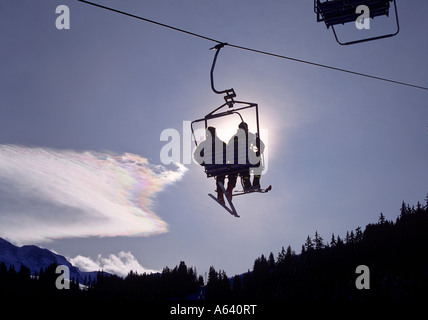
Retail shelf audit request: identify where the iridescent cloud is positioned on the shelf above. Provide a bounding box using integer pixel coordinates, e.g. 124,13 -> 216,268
0,145 -> 186,244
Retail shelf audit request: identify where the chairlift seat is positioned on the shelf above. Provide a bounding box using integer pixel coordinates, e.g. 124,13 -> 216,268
204,162 -> 259,178
204,152 -> 261,178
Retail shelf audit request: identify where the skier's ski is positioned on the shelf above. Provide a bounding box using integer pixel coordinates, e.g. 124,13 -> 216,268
208,182 -> 239,218
233,184 -> 272,197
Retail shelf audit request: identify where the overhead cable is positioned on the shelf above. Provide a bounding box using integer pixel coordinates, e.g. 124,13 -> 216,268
78,0 -> 428,92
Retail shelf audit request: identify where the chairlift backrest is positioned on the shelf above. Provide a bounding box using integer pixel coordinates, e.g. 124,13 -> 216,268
314,0 -> 399,45
316,0 -> 393,28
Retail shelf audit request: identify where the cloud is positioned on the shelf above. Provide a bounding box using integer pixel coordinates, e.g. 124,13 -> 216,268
0,145 -> 187,244
70,252 -> 159,277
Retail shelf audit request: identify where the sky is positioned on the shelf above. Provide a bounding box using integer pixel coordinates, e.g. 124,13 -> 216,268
0,0 -> 427,277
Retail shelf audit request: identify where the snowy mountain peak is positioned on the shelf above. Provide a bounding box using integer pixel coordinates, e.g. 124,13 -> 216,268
0,237 -> 98,283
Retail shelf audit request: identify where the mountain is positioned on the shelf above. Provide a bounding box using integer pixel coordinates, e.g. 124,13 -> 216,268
1,197 -> 427,301
0,237 -> 97,284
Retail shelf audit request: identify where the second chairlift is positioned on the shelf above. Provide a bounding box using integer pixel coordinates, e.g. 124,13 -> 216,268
314,0 -> 400,45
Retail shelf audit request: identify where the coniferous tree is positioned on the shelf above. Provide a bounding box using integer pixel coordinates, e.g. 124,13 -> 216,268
277,246 -> 286,265
206,266 -> 219,299
355,226 -> 363,243
336,235 -> 344,247
198,275 -> 204,286
268,252 -> 275,269
304,235 -> 314,252
425,193 -> 428,209
415,201 -> 424,215
345,231 -> 351,244
314,231 -> 324,250
349,230 -> 355,245
285,245 -> 295,260
379,212 -> 386,224
400,201 -> 407,218
330,233 -> 337,247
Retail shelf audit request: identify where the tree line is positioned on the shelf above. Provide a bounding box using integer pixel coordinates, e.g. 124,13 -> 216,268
205,197 -> 428,300
1,196 -> 427,300
0,259 -> 201,300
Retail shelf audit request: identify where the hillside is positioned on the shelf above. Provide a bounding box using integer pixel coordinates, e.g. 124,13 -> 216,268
206,198 -> 428,300
1,196 -> 427,301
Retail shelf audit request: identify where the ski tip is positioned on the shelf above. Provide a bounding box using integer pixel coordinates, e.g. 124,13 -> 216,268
208,193 -> 239,218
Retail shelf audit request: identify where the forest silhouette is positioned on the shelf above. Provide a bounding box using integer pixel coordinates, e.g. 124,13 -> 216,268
1,195 -> 427,301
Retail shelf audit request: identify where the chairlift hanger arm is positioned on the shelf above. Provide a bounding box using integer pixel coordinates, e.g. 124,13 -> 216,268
190,101 -> 256,127
206,101 -> 257,118
210,43 -> 236,105
210,43 -> 227,95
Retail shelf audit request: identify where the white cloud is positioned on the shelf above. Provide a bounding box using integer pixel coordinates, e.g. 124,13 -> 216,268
70,251 -> 159,277
0,145 -> 187,244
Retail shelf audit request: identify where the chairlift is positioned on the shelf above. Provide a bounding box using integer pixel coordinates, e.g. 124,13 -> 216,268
314,0 -> 400,45
191,43 -> 271,217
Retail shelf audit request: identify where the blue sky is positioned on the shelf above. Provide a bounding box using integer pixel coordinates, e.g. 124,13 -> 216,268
1,0 -> 427,276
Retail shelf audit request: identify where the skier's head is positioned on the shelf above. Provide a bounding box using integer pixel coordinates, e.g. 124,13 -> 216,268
238,122 -> 248,132
206,126 -> 216,138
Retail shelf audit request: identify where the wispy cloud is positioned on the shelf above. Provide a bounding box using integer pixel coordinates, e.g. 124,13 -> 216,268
70,251 -> 158,277
0,145 -> 187,244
